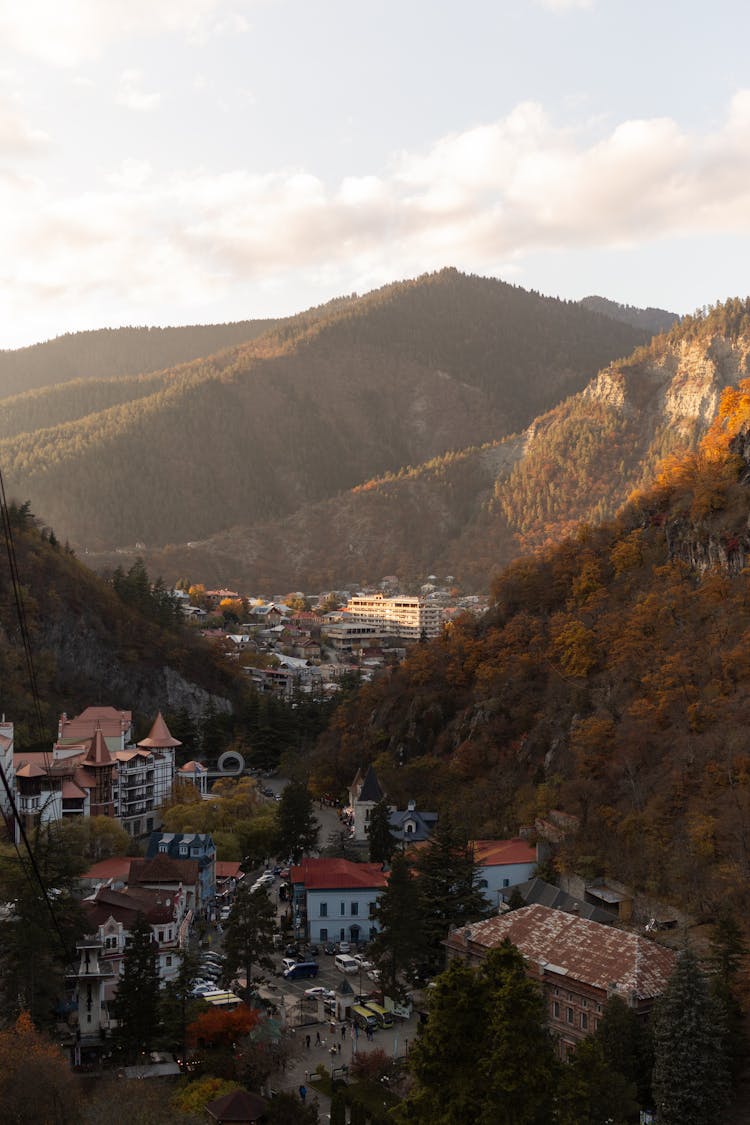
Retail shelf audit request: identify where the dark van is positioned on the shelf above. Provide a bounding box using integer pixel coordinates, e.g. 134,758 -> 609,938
283,961 -> 319,980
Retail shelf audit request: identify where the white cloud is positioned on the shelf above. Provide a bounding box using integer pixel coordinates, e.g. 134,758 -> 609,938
116,70 -> 161,112
0,0 -> 243,66
3,92 -> 750,342
0,95 -> 48,156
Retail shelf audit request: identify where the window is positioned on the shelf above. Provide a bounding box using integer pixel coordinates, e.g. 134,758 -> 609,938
582,998 -> 588,1008
553,1001 -> 560,1018
340,902 -> 345,916
340,928 -> 345,940
351,903 -> 358,916
567,1008 -> 574,1024
478,879 -> 488,889
320,903 -> 328,918
166,956 -> 172,967
580,1012 -> 588,1030
320,928 -> 328,941
502,878 -> 510,887
159,843 -> 167,853
158,931 -> 164,943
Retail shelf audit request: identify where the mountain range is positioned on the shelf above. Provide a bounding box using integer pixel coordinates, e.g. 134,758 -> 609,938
1,269 -> 675,593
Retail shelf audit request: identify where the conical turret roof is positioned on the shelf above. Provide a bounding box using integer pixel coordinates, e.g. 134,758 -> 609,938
137,712 -> 182,749
82,725 -> 114,767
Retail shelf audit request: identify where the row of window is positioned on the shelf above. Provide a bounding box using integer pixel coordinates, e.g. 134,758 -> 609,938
319,901 -> 374,918
319,926 -> 378,942
551,1001 -> 598,1032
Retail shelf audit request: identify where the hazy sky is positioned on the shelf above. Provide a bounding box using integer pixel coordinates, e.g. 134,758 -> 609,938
1,0 -> 749,348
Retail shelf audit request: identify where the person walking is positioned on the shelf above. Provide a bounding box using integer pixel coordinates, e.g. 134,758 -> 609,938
305,1033 -> 311,1049
316,1030 -> 321,1045
299,1084 -> 307,1104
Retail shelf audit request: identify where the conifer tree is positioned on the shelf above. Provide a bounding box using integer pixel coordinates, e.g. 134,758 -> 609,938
222,884 -> 276,988
413,816 -> 488,973
367,797 -> 396,865
709,906 -> 748,1083
652,946 -> 730,1125
112,913 -> 161,1061
274,780 -> 319,863
370,851 -> 422,997
594,992 -> 653,1110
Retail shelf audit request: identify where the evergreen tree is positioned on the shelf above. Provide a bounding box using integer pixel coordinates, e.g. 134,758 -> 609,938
557,1036 -> 638,1125
367,797 -> 396,865
402,956 -> 488,1123
413,816 -> 488,974
0,822 -> 86,1027
652,946 -> 730,1125
709,906 -> 748,1083
112,913 -> 161,1061
222,884 -> 276,988
476,942 -> 559,1125
370,851 -> 423,997
595,993 -> 652,1110
158,945 -> 203,1059
274,781 -> 319,863
329,1091 -> 347,1125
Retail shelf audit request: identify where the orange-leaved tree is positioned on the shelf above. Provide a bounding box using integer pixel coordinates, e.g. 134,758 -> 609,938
187,1005 -> 259,1048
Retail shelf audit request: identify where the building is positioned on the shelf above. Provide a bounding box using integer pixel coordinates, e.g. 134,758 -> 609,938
13,707 -> 179,839
82,882 -> 186,983
388,799 -> 438,844
472,838 -> 538,909
290,857 -> 388,946
348,766 -> 385,842
342,592 -> 443,640
0,717 -> 15,837
146,831 -> 216,913
176,759 -> 209,795
445,903 -> 676,1057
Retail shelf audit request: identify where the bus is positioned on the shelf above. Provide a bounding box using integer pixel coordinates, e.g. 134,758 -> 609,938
351,1004 -> 379,1033
364,1001 -> 394,1029
202,991 -> 242,1011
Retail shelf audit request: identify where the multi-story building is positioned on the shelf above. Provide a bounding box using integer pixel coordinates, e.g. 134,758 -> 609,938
13,707 -> 179,839
82,882 -> 186,983
342,592 -> 443,640
444,903 -> 676,1058
147,831 -> 217,914
291,857 -> 388,946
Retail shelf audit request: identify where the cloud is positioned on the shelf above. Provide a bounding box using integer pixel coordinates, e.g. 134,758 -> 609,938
0,0 -> 240,66
3,92 -> 750,341
0,95 -> 49,156
116,70 -> 161,112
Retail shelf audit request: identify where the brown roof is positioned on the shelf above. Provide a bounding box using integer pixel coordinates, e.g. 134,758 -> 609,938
137,712 -> 182,749
80,857 -> 132,882
291,857 -> 388,891
84,885 -> 176,927
59,707 -> 131,741
62,780 -> 87,799
472,838 -> 537,867
129,855 -> 200,886
15,762 -> 46,778
206,1089 -> 267,1123
82,726 -> 114,768
447,903 -> 676,1000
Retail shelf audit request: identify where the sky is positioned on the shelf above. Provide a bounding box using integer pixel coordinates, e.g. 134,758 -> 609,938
1,0 -> 749,349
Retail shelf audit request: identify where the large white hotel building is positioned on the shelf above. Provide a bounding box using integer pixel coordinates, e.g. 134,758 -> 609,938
342,592 -> 443,640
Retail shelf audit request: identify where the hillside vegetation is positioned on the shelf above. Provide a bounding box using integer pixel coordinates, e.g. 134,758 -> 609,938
129,300 -> 750,592
0,270 -> 649,568
311,345 -> 750,918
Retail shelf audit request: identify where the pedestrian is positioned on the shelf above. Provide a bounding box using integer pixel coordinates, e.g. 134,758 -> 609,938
299,1084 -> 307,1104
315,1030 -> 321,1045
304,1070 -> 309,1082
305,1033 -> 311,1049
337,1042 -> 342,1054
340,1024 -> 346,1040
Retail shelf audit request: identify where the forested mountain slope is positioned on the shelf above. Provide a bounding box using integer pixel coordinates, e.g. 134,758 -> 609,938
129,301 -> 750,592
0,505 -> 243,747
0,270 -> 649,560
311,356 -> 750,918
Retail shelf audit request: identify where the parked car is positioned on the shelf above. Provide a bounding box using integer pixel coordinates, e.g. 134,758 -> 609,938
338,941 -> 351,954
353,955 -> 373,972
284,944 -> 301,958
257,873 -> 275,887
307,944 -> 320,957
334,954 -> 359,973
283,961 -> 319,980
323,942 -> 336,956
304,986 -> 335,1000
281,957 -> 299,974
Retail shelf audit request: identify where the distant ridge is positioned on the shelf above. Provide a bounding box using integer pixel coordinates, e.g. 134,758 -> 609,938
579,295 -> 678,335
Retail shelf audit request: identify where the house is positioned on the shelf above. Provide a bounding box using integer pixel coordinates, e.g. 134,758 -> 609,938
472,838 -> 538,909
290,857 -> 388,946
388,800 -> 438,844
129,854 -> 200,938
82,883 -> 185,983
445,903 -> 677,1058
0,717 -> 15,835
146,831 -> 216,913
348,766 -> 385,841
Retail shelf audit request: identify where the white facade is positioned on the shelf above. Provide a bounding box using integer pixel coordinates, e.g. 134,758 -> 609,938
343,592 -> 443,640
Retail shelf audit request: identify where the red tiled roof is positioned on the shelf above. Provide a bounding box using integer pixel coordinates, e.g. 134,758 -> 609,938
15,762 -> 46,778
216,861 -> 243,879
291,858 -> 388,891
179,760 -> 207,773
472,838 -> 537,867
448,903 -> 676,1000
85,885 -> 176,926
138,711 -> 182,749
82,726 -> 114,767
59,707 -> 131,741
130,856 -> 200,885
80,857 -> 132,882
62,780 -> 87,799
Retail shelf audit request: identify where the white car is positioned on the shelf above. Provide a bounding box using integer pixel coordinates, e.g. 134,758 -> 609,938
304,986 -> 335,1000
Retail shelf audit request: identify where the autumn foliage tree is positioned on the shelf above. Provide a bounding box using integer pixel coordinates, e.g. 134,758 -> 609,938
0,1011 -> 81,1123
187,1005 -> 259,1049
